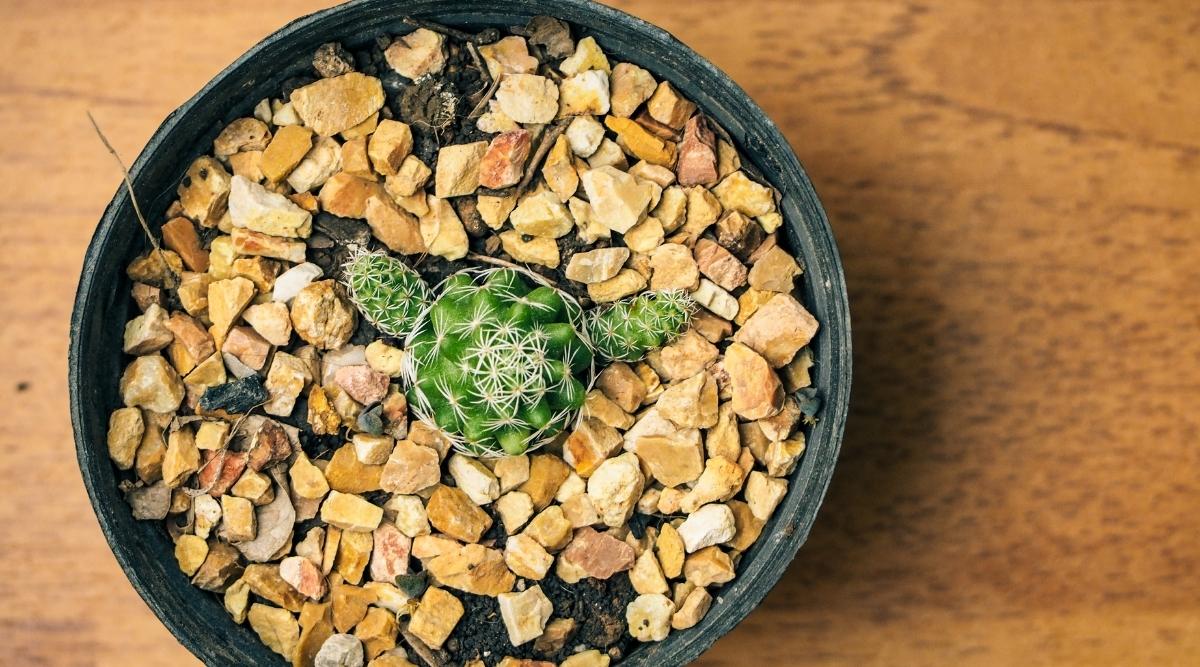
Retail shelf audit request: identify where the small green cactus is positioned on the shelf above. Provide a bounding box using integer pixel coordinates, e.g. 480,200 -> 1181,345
343,249 -> 432,339
585,290 -> 696,362
403,268 -> 594,456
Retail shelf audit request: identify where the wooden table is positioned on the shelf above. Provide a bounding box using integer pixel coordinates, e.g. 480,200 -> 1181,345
2,0 -> 1197,664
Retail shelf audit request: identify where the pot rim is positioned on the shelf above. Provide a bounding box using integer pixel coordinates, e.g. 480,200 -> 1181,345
69,1 -> 852,665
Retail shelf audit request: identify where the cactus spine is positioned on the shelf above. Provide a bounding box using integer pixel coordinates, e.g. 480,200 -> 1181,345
403,268 -> 594,456
342,249 -> 432,339
584,290 -> 696,363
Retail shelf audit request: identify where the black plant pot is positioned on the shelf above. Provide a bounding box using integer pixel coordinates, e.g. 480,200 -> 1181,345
69,1 -> 852,664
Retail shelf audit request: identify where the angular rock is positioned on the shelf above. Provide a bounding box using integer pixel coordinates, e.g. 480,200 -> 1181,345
523,505 -> 573,551
321,491 -> 384,532
675,115 -> 719,187
580,166 -> 652,234
380,441 -> 441,494
503,532 -> 552,580
566,115 -> 605,157
713,171 -> 774,217
604,116 -> 676,168
510,189 -> 573,238
655,524 -> 686,579
107,407 -> 144,470
261,125 -> 314,184
587,453 -> 644,528
161,217 -> 209,272
291,73 -> 386,137
683,546 -> 735,587
178,156 -> 231,227
479,35 -> 538,77
248,604 -> 300,658
494,455 -> 530,494
207,276 -> 256,337
636,435 -> 703,488
595,362 -> 646,414
220,494 -> 256,542
498,586 -> 553,647
625,594 -> 675,642
426,543 -> 514,596
290,452 -> 330,501
508,456 -> 566,513
657,371 -> 718,429
587,268 -> 646,303
677,503 -> 736,553
384,155 -> 432,200
690,278 -> 739,321
214,117 -> 272,159
385,28 -> 446,79
174,534 -> 209,577
560,526 -> 635,580
694,238 -> 747,292
120,354 -> 185,413
291,280 -> 357,350
426,485 -> 493,543
747,245 -> 802,296
334,365 -> 390,406
281,555 -> 328,599
122,303 -> 173,355
499,230 -> 559,269
408,587 -> 463,650
630,548 -> 669,595
587,138 -> 628,171
646,81 -> 696,130
496,74 -> 560,124
199,374 -> 268,414
725,343 -> 784,420
745,470 -> 788,521
479,129 -> 531,190
671,587 -> 712,630
582,390 -> 635,430
289,136 -> 344,193
365,119 -> 413,175
316,634 -> 365,667
560,70 -> 611,116
435,141 -> 489,199
610,62 -> 657,118
563,417 -> 623,478
496,491 -> 535,535
369,522 -> 412,583
419,196 -> 470,260
680,456 -> 745,513
241,302 -> 293,348
231,227 -> 306,263
223,326 -> 271,371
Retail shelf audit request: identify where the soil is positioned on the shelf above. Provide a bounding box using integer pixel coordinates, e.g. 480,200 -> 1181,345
445,571 -> 638,665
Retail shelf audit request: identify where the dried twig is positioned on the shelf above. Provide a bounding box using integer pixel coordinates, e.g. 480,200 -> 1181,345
465,41 -> 492,89
515,118 -> 571,196
402,16 -> 473,42
88,111 -> 179,288
467,71 -> 503,120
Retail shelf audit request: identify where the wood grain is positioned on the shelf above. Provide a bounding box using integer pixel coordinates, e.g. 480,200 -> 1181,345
2,0 -> 1198,664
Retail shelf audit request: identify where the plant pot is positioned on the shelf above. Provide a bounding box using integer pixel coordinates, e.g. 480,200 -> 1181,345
69,1 -> 852,664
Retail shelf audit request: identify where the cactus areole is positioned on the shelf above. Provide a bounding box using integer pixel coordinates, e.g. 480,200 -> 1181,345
343,250 -> 695,456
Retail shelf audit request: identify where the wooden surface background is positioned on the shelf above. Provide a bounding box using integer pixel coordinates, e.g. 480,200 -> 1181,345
2,0 -> 1198,664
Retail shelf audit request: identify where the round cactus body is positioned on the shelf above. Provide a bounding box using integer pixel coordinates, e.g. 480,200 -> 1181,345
343,250 -> 432,339
585,290 -> 696,362
403,268 -> 594,456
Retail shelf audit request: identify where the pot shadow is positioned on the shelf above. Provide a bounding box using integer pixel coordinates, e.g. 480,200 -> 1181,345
701,129 -> 951,661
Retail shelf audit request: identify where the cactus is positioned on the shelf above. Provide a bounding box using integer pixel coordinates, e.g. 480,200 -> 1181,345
343,249 -> 432,339
403,268 -> 594,456
585,290 -> 696,363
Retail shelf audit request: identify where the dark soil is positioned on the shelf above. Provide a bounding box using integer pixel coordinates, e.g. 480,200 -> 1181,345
445,571 -> 638,666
